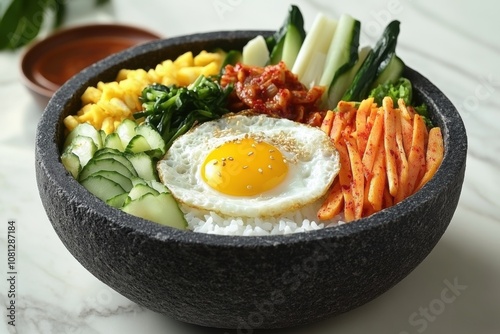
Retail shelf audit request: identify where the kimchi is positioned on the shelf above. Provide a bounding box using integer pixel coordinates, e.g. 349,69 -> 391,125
220,61 -> 325,125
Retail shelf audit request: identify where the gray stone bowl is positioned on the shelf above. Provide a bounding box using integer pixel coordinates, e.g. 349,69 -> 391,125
35,31 -> 467,330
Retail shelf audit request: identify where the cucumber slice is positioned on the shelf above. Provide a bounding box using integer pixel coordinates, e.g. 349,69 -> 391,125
104,132 -> 125,151
82,170 -> 133,193
327,46 -> 371,107
319,14 -> 361,108
61,151 -> 81,179
135,123 -> 166,158
99,130 -> 107,145
63,123 -> 102,151
127,184 -> 160,202
93,147 -> 122,157
116,118 -> 138,148
281,23 -> 305,69
131,177 -> 148,186
125,134 -> 152,154
121,192 -> 187,230
242,35 -> 270,66
65,135 -> 97,168
370,55 -> 405,89
79,158 -> 137,181
106,193 -> 128,208
292,13 -> 337,85
126,152 -> 157,181
93,150 -> 137,177
80,175 -> 126,202
268,5 -> 306,67
342,20 -> 401,102
148,180 -> 170,194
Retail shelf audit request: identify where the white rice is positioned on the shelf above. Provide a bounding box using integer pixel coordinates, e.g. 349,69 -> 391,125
182,200 -> 345,236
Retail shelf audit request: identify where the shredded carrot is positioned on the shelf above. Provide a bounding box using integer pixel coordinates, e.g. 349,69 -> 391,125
318,96 -> 444,222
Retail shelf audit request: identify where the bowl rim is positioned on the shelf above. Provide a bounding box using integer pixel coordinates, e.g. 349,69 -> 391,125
37,30 -> 468,248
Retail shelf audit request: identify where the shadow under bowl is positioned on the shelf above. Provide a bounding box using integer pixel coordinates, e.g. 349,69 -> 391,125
35,31 -> 467,329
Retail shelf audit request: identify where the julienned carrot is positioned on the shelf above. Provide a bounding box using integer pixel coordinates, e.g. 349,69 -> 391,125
367,141 -> 386,212
416,127 -> 444,190
406,114 -> 427,194
362,108 -> 383,179
321,110 -> 335,135
317,180 -> 343,220
334,140 -> 355,222
400,116 -> 413,159
394,107 -> 409,204
398,99 -> 414,157
398,98 -> 413,121
383,186 -> 394,208
383,97 -> 399,197
355,97 -> 373,154
317,96 -> 444,222
344,133 -> 364,220
330,101 -> 356,143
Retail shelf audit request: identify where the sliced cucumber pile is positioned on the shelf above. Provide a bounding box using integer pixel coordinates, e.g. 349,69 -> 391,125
61,120 -> 187,230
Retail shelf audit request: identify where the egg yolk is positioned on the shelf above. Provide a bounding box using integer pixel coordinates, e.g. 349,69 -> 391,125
201,137 -> 289,196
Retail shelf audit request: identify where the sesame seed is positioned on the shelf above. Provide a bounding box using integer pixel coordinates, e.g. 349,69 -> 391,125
247,185 -> 252,190
243,165 -> 248,169
269,155 -> 275,160
228,157 -> 234,161
269,149 -> 275,153
268,165 -> 272,169
213,160 -> 218,165
258,168 -> 263,173
248,151 -> 254,156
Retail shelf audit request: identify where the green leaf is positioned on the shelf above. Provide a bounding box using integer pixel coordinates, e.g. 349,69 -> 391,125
54,1 -> 66,28
0,0 -> 103,50
0,0 -> 25,49
0,0 -> 52,49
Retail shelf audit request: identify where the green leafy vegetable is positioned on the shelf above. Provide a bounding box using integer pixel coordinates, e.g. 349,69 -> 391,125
414,104 -> 433,127
0,0 -> 109,50
369,77 -> 433,127
369,77 -> 412,106
134,75 -> 234,150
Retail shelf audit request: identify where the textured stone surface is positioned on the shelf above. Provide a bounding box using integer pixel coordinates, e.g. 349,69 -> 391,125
35,31 -> 467,329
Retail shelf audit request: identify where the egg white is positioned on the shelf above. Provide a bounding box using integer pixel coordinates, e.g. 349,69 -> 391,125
157,114 -> 340,218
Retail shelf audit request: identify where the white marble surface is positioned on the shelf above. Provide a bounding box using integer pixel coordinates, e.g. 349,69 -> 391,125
1,0 -> 500,333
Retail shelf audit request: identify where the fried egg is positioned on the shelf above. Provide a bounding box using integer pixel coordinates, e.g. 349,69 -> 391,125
157,114 -> 340,218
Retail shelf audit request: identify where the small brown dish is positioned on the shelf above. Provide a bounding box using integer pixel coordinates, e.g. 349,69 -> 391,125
20,24 -> 161,108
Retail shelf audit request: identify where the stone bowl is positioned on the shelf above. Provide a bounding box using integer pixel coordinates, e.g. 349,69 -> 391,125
35,31 -> 467,330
